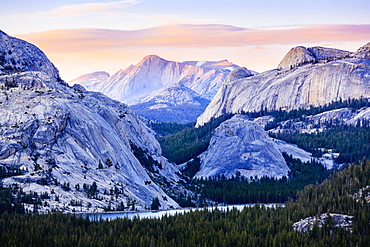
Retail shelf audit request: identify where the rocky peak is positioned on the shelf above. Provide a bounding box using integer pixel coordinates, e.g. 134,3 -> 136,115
69,71 -> 110,89
278,46 -> 316,69
0,30 -> 62,83
308,46 -> 351,61
278,46 -> 351,69
224,67 -> 253,84
83,71 -> 110,79
138,54 -> 167,66
353,42 -> 370,59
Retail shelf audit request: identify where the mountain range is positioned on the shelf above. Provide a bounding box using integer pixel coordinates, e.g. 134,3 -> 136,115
2,29 -> 370,212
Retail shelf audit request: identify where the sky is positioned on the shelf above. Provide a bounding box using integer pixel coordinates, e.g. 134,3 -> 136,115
1,0 -> 370,81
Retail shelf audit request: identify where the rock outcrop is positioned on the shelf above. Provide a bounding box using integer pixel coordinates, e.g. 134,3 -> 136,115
0,31 -> 185,212
0,31 -> 62,82
197,43 -> 370,126
293,213 -> 354,233
224,67 -> 253,84
194,115 -> 289,179
352,42 -> 370,60
278,46 -> 351,69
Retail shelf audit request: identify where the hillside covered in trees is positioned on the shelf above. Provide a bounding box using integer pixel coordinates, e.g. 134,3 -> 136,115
1,159 -> 370,246
2,97 -> 370,246
149,98 -> 370,206
157,98 -> 370,168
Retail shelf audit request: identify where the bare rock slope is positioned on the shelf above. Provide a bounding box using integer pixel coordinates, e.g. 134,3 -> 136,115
197,43 -> 370,126
195,115 -> 289,179
0,31 -> 184,212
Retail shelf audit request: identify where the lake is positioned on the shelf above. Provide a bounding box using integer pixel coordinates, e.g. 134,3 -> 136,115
85,203 -> 284,221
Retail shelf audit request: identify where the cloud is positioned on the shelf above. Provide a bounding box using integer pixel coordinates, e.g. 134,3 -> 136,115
16,24 -> 370,81
40,0 -> 140,17
18,24 -> 370,53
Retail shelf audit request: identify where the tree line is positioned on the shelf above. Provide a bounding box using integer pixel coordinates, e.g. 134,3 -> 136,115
270,125 -> 370,163
1,159 -> 370,246
196,153 -> 331,204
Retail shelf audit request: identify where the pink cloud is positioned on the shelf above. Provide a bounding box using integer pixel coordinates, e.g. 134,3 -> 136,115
18,24 -> 370,53
15,24 -> 370,81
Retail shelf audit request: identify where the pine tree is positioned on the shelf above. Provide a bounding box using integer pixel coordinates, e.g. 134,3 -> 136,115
150,197 -> 160,210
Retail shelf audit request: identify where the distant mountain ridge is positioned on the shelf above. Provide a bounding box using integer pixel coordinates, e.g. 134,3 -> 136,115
131,84 -> 210,123
70,55 -> 245,123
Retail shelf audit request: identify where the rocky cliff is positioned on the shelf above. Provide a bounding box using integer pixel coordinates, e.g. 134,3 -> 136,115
278,46 -> 351,69
197,43 -> 370,126
195,115 -> 289,179
0,31 -> 184,212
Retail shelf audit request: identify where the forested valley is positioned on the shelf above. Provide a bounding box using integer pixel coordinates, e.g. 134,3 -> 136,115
1,159 -> 370,246
151,97 -> 370,205
2,98 -> 370,246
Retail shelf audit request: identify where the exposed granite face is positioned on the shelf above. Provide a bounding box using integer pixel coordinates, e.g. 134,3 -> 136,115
0,31 -> 185,212
278,46 -> 351,69
353,42 -> 370,60
278,46 -> 316,69
0,30 -> 62,83
293,213 -> 354,233
197,43 -> 370,126
224,67 -> 253,84
194,115 -> 289,179
308,46 -> 351,61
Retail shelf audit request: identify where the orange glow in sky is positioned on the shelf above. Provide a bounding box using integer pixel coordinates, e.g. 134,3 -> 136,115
15,24 -> 370,81
2,0 -> 370,81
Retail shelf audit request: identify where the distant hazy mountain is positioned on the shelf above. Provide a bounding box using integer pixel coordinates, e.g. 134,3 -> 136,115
131,84 -> 210,123
69,71 -> 109,89
70,55 -> 245,123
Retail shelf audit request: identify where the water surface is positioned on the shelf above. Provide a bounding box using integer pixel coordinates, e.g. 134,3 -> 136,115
85,203 -> 283,221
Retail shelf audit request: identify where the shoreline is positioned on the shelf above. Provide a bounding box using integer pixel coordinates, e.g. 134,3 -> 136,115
80,203 -> 286,220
